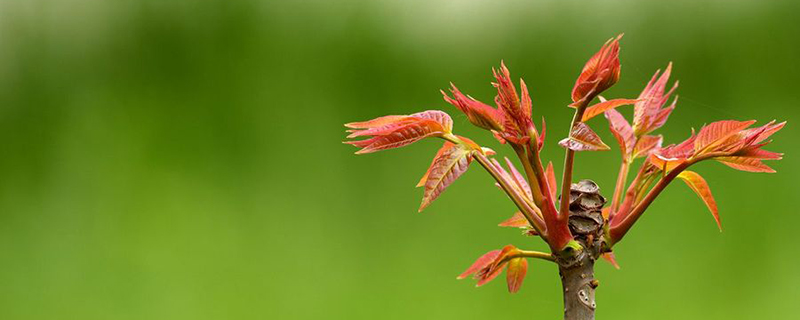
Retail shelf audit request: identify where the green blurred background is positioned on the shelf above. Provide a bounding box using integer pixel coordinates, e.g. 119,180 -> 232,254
0,0 -> 798,319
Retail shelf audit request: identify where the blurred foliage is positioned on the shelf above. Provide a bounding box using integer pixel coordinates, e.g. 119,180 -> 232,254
0,0 -> 798,319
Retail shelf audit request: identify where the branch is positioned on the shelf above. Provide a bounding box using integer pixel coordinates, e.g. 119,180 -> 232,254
558,96 -> 594,219
608,160 -> 693,244
473,152 -> 548,237
516,250 -> 556,262
609,160 -> 630,214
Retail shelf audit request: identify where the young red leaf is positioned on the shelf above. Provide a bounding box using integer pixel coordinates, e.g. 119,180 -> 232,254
633,63 -> 679,136
348,120 -> 448,154
735,148 -> 783,160
411,110 -> 454,132
442,84 -> 504,131
716,156 -> 776,173
694,120 -> 756,154
458,250 -> 501,279
417,142 -> 456,187
537,117 -> 547,151
475,245 -> 518,287
520,79 -> 533,121
345,115 -> 408,129
604,108 -> 635,157
582,99 -> 638,122
499,211 -> 530,228
559,122 -> 611,151
648,153 -> 686,173
632,135 -> 663,159
572,34 -> 623,103
506,257 -> 528,293
601,252 -> 620,269
676,170 -> 721,230
419,144 -> 473,211
492,62 -> 526,122
345,110 -> 454,154
545,161 -> 557,200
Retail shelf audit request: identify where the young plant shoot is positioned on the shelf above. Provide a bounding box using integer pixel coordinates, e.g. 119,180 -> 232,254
344,35 -> 784,320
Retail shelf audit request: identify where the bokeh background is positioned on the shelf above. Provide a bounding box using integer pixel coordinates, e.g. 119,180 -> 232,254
0,0 -> 798,319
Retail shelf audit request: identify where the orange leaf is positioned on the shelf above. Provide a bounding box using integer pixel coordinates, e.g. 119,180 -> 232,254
417,142 -> 456,187
419,144 -> 473,211
694,120 -> 756,154
716,156 -> 776,173
605,108 -> 634,157
601,252 -> 620,269
442,84 -> 504,131
648,153 -> 686,172
559,122 -> 610,151
458,250 -> 501,279
410,110 -> 454,132
677,171 -> 721,231
499,211 -> 530,228
572,34 -> 623,103
582,99 -> 638,121
506,258 -> 528,293
348,120 -> 449,154
545,161 -> 557,200
633,63 -> 678,136
345,110 -> 454,154
476,245 -> 517,287
345,115 -> 408,129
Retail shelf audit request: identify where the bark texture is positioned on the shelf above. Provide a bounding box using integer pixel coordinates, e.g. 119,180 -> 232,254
558,180 -> 606,320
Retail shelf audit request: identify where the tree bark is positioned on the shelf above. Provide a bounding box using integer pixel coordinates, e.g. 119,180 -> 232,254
559,252 -> 597,320
558,180 -> 606,320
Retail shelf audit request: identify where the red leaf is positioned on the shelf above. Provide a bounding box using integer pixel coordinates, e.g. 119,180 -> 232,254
633,63 -> 679,135
345,115 -> 408,129
410,110 -> 454,132
546,161 -> 557,200
572,34 -> 623,103
348,120 -> 449,154
559,122 -> 610,151
605,108 -> 634,157
506,258 -> 528,293
346,118 -> 417,138
694,120 -> 756,154
716,156 -> 776,173
582,98 -> 638,121
476,245 -> 517,287
442,84 -> 504,131
499,211 -> 530,228
492,62 -> 530,136
677,171 -> 721,230
419,144 -> 473,211
601,252 -> 620,269
537,117 -> 546,151
345,110 -> 454,154
736,148 -> 783,160
458,250 -> 501,279
520,79 -> 533,121
648,153 -> 686,172
417,142 -> 456,187
632,135 -> 663,159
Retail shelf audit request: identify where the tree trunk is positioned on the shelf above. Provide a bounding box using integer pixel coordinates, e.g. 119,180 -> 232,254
559,252 -> 597,320
558,180 -> 606,320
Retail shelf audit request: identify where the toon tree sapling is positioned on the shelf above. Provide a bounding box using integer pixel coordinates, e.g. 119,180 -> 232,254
343,35 -> 784,320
